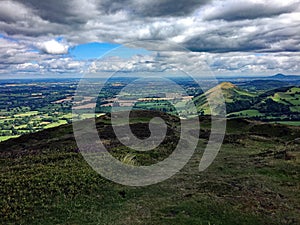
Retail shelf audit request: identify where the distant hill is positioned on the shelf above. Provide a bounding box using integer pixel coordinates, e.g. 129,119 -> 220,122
195,82 -> 300,121
238,79 -> 291,91
267,73 -> 300,80
193,82 -> 256,115
205,82 -> 254,102
271,73 -> 287,79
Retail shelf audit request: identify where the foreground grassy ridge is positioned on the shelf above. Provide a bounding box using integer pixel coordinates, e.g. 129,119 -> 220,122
1,111 -> 300,224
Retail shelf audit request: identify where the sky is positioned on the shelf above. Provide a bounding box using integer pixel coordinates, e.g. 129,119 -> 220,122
0,0 -> 300,78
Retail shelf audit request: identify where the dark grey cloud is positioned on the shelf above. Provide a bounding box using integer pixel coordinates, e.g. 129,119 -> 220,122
0,0 -> 299,76
97,0 -> 211,17
14,0 -> 210,26
1,0 -> 299,53
184,33 -> 267,53
204,1 -> 299,21
15,0 -> 84,24
183,12 -> 300,53
185,29 -> 299,53
0,1 -> 30,23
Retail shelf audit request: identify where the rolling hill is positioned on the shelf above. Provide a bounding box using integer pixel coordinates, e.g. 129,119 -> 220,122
193,82 -> 256,115
268,73 -> 300,80
238,80 -> 291,92
195,82 -> 300,122
1,111 -> 300,224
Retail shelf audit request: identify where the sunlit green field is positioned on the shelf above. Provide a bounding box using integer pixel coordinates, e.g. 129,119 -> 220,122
271,121 -> 300,126
0,135 -> 19,142
227,109 -> 264,117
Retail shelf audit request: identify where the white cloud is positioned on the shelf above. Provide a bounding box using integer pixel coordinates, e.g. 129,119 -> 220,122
38,40 -> 69,55
16,62 -> 40,70
0,0 -> 300,76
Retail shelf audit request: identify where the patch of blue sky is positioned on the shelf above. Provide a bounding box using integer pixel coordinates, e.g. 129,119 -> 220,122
0,33 -> 19,43
254,53 -> 265,56
69,42 -> 151,60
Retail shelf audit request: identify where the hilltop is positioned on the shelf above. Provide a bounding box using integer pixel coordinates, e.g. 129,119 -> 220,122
1,111 -> 300,224
207,82 -> 255,103
265,74 -> 300,81
271,73 -> 287,79
193,82 -> 256,115
214,82 -> 237,89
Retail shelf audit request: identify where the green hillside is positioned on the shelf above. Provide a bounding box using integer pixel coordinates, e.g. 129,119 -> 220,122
193,82 -> 256,115
196,82 -> 300,122
1,111 -> 300,224
270,87 -> 300,111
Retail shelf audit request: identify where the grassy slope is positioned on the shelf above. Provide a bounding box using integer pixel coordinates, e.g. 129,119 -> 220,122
198,84 -> 300,119
271,87 -> 300,108
271,121 -> 300,126
193,82 -> 256,115
1,112 -> 300,225
227,109 -> 264,117
0,135 -> 19,142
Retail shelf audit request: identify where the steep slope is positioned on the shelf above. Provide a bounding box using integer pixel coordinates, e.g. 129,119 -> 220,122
193,82 -> 256,115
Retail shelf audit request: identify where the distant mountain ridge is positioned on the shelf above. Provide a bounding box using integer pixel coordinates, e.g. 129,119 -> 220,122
271,73 -> 286,79
238,79 -> 291,91
267,73 -> 300,80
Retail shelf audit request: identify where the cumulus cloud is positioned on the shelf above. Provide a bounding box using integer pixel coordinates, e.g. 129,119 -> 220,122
206,52 -> 300,75
85,47 -> 300,76
38,40 -> 69,55
0,36 -> 84,76
0,0 -> 299,76
1,0 -> 299,52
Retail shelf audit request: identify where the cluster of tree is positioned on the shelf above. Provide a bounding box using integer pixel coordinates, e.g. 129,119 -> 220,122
226,99 -> 255,114
0,83 -> 76,112
256,98 -> 290,114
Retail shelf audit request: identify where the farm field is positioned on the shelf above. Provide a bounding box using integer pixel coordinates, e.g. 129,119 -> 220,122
2,78 -> 300,142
